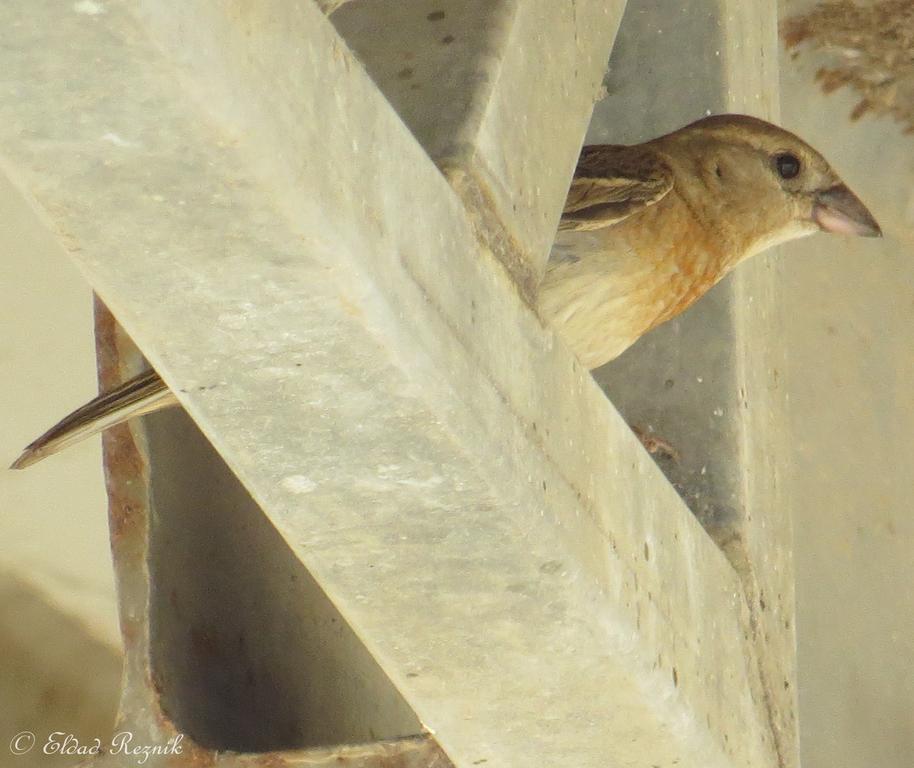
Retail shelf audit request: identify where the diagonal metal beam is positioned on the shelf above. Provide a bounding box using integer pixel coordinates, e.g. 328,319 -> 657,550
81,303 -> 450,766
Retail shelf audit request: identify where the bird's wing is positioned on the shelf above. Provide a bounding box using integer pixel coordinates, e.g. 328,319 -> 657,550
10,368 -> 177,469
559,145 -> 673,231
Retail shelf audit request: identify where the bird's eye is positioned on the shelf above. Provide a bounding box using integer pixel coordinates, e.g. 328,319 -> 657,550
774,152 -> 802,180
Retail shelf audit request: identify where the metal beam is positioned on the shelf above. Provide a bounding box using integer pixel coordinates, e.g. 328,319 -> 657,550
589,3 -> 797,764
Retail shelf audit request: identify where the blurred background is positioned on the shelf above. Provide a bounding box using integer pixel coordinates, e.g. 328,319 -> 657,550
0,169 -> 121,767
779,1 -> 914,763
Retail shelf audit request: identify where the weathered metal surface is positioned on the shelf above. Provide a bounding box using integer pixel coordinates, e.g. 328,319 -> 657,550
91,304 -> 447,766
590,3 -> 797,765
144,405 -> 422,750
332,0 -> 625,294
0,1 -> 794,766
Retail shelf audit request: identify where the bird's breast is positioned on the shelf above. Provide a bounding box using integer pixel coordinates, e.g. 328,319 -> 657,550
539,196 -> 727,369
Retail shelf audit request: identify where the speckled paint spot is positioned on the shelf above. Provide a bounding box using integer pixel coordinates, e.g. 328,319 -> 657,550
101,131 -> 135,147
74,0 -> 105,15
282,475 -> 317,494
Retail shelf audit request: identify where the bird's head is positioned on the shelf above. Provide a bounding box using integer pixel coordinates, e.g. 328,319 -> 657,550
655,114 -> 881,260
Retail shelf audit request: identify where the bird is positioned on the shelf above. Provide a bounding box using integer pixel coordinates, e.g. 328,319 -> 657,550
10,114 -> 881,470
540,113 -> 881,369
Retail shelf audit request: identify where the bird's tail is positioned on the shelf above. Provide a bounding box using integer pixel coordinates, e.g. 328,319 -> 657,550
10,369 -> 177,470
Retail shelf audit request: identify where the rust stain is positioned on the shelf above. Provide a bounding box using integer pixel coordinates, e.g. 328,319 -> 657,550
94,297 -> 151,546
163,733 -> 216,768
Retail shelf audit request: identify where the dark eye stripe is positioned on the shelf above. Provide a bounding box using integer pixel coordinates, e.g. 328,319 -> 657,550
775,152 -> 801,180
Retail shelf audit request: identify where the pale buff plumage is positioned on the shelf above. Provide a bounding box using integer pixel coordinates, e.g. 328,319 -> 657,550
11,114 -> 880,469
539,114 -> 880,369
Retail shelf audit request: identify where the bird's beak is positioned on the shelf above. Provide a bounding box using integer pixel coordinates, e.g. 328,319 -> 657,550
812,184 -> 882,238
